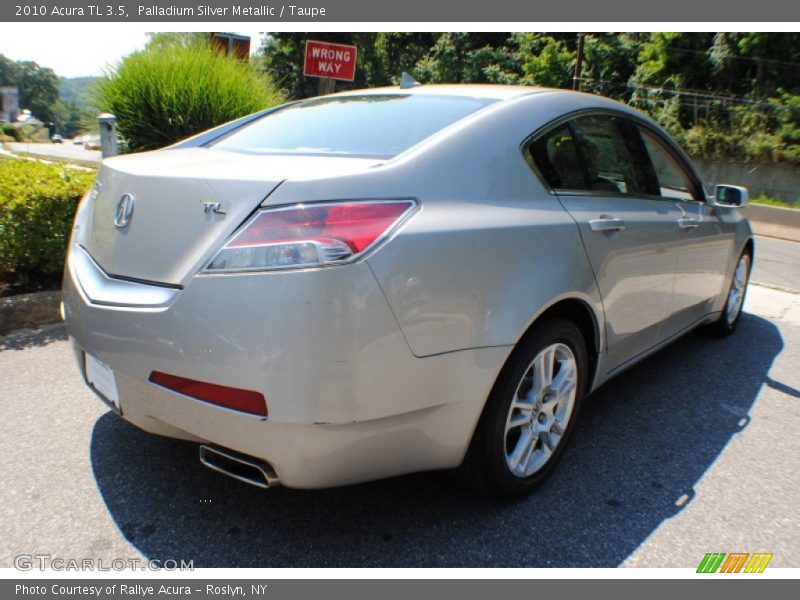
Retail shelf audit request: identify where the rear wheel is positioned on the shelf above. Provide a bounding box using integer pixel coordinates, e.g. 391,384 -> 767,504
460,319 -> 588,499
711,251 -> 751,336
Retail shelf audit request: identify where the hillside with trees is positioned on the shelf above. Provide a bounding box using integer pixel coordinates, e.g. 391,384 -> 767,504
259,33 -> 800,165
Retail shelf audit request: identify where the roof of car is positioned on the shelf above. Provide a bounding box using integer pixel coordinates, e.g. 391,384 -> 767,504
332,84 -> 552,101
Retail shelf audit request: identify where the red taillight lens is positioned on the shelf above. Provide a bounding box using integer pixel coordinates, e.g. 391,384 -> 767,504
149,371 -> 267,417
206,200 -> 416,272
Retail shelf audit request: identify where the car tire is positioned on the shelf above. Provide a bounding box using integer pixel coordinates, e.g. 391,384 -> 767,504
459,318 -> 588,499
710,250 -> 751,336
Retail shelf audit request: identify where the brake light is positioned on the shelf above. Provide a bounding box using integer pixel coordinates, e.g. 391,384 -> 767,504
149,371 -> 267,417
205,200 -> 416,272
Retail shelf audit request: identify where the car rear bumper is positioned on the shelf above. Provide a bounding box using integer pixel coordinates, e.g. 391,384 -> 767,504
63,251 -> 510,488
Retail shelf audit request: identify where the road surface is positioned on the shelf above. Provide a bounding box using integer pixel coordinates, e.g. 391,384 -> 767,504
5,141 -> 101,164
1,282 -> 798,568
751,236 -> 800,293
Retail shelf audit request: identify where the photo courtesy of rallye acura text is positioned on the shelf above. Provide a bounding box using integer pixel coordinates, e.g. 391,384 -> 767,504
63,83 -> 753,498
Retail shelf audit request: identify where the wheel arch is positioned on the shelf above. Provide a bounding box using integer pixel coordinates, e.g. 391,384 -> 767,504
512,296 -> 602,394
743,236 -> 755,260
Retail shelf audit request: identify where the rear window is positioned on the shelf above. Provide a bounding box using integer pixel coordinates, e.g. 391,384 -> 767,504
211,94 -> 497,158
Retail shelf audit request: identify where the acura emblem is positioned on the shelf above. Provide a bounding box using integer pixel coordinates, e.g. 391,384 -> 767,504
114,194 -> 134,228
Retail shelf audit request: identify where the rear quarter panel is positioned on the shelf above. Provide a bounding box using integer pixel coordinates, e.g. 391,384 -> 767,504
266,92 -> 607,358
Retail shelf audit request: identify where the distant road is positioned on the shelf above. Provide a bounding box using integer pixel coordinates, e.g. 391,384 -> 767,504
752,236 -> 800,293
6,141 -> 101,164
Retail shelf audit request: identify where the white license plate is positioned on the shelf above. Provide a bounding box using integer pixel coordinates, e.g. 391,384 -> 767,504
85,353 -> 120,410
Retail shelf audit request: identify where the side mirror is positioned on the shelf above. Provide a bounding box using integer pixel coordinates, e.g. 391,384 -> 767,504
712,184 -> 749,207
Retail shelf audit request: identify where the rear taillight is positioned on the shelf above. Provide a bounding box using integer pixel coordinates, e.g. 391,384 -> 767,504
205,200 -> 416,272
149,371 -> 267,417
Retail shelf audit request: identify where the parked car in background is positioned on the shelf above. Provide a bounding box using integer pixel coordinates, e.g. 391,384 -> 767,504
50,134 -> 63,143
83,136 -> 101,150
63,85 -> 753,498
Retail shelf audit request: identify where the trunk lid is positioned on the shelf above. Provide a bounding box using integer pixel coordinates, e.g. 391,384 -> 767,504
77,148 -> 381,285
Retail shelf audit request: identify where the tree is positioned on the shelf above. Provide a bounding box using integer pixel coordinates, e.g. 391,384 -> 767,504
251,33 -> 800,165
512,34 -> 574,88
0,55 -> 61,129
0,54 -> 20,86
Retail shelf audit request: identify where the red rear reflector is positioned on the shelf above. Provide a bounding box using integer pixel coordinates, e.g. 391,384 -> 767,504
149,371 -> 267,417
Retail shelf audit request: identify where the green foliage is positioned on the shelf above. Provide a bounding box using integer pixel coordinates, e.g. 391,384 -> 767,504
750,194 -> 800,209
95,42 -> 283,152
13,61 -> 61,127
257,32 -> 800,165
1,54 -> 61,131
513,33 -> 574,87
0,159 -> 95,288
1,124 -> 23,142
58,75 -> 98,109
771,91 -> 800,162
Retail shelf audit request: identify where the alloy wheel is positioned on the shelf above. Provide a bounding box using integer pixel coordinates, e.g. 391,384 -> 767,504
504,342 -> 578,478
726,254 -> 750,326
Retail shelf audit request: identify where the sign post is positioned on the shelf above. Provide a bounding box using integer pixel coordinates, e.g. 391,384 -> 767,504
303,40 -> 358,96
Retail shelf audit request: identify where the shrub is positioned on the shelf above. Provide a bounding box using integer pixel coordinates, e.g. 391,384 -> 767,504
95,42 -> 283,152
1,124 -> 23,142
0,159 -> 95,289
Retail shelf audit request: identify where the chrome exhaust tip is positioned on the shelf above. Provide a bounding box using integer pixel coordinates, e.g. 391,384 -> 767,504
199,444 -> 280,489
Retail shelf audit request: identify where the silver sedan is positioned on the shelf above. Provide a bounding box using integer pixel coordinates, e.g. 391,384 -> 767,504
63,84 -> 753,497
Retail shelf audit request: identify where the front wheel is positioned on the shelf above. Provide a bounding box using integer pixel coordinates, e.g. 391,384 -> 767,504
711,251 -> 751,336
460,318 -> 588,499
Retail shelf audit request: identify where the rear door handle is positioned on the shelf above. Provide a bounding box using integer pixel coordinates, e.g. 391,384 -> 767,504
677,217 -> 700,230
589,217 -> 626,232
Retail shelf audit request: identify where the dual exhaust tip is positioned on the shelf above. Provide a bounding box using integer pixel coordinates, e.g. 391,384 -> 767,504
198,444 -> 280,489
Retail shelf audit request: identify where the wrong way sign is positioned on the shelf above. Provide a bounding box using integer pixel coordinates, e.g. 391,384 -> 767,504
303,40 -> 358,81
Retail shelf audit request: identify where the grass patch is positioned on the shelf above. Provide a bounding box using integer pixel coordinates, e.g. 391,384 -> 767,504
749,195 -> 800,210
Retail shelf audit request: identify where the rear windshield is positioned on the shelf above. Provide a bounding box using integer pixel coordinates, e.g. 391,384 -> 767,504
211,94 -> 497,158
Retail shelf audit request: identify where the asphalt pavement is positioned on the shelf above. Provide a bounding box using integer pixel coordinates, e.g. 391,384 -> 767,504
1,242 -> 799,568
5,141 -> 101,164
751,236 -> 800,293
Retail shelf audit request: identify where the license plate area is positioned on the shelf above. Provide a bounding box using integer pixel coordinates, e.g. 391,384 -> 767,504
85,352 -> 121,411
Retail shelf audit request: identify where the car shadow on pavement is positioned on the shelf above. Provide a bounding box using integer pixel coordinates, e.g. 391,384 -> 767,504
1,324 -> 67,352
90,313 -> 783,567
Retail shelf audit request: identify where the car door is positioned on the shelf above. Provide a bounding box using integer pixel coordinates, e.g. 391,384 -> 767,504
634,125 -> 732,339
528,114 -> 683,372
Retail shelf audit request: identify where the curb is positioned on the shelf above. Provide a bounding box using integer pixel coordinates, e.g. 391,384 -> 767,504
748,204 -> 800,243
0,290 -> 62,335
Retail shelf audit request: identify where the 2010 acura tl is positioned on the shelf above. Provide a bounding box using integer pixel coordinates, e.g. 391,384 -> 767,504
63,84 -> 753,497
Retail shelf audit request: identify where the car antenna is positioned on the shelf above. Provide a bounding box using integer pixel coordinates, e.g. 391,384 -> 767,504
399,72 -> 422,89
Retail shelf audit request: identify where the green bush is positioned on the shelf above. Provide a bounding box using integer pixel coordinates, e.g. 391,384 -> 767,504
95,42 -> 283,152
0,159 -> 95,289
1,124 -> 23,142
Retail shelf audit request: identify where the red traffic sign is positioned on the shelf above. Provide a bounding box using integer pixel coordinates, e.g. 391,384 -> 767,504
303,40 -> 357,81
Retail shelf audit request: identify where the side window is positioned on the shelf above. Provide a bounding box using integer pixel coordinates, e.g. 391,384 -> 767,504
528,124 -> 586,191
570,115 -> 652,196
637,127 -> 702,202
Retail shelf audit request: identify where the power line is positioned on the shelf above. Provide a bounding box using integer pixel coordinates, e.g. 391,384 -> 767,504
662,45 -> 800,70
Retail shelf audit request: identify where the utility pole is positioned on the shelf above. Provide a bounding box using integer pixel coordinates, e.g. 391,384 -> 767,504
573,33 -> 586,91
317,77 -> 336,96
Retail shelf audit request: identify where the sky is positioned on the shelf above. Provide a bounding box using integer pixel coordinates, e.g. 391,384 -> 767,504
0,26 -> 264,78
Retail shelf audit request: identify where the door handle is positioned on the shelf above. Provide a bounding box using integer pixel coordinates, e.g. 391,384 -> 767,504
589,217 -> 626,232
677,217 -> 700,230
